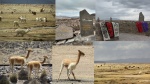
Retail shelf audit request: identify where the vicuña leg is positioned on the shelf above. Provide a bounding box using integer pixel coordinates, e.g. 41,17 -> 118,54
72,71 -> 76,80
10,64 -> 13,73
21,61 -> 24,70
10,60 -> 14,73
35,68 -> 40,78
28,66 -> 33,79
67,69 -> 70,80
58,63 -> 64,80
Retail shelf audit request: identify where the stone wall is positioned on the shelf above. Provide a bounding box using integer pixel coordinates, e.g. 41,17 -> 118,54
95,21 -> 150,41
96,21 -> 150,35
117,21 -> 150,35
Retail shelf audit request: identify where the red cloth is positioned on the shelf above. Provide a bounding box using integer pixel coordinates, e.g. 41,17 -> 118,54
136,22 -> 143,33
106,22 -> 114,38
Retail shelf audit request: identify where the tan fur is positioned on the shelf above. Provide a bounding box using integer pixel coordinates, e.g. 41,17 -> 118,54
27,56 -> 48,79
9,49 -> 33,73
58,50 -> 85,80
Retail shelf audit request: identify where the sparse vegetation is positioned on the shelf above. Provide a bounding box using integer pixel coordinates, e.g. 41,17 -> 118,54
18,69 -> 28,80
40,69 -> 47,83
10,73 -> 17,83
0,75 -> 10,84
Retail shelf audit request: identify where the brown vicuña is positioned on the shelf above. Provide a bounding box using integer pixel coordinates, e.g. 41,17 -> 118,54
9,49 -> 33,73
27,56 -> 48,79
58,50 -> 85,81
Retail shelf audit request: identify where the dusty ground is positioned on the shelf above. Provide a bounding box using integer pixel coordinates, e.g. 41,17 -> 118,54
0,4 -> 55,41
52,46 -> 94,84
95,63 -> 150,84
119,33 -> 150,41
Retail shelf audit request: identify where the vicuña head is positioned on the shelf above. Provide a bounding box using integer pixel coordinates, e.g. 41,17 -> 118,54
40,56 -> 48,64
9,48 -> 33,73
78,50 -> 85,56
25,48 -> 33,58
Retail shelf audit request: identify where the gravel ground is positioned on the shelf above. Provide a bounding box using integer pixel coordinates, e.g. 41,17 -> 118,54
119,33 -> 150,41
0,41 -> 52,64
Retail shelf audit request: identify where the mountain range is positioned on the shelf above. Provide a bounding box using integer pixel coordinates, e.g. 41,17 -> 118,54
95,58 -> 150,63
56,16 -> 79,19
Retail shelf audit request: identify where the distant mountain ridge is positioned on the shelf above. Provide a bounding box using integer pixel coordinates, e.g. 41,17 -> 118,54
56,16 -> 79,19
94,61 -> 106,63
95,58 -> 150,63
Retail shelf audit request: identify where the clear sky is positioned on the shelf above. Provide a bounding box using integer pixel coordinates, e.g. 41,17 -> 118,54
94,41 -> 150,61
56,0 -> 95,17
96,0 -> 150,21
0,0 -> 55,4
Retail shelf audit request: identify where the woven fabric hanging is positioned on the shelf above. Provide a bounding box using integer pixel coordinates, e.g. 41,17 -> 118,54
106,22 -> 114,38
142,22 -> 149,32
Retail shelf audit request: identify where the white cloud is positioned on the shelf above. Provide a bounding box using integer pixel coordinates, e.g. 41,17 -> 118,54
56,0 -> 95,17
96,0 -> 150,20
115,43 -> 148,50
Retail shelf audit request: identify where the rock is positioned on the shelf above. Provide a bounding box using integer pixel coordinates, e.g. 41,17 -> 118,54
56,40 -> 66,45
66,38 -> 75,43
80,9 -> 95,36
139,12 -> 144,21
55,24 -> 74,40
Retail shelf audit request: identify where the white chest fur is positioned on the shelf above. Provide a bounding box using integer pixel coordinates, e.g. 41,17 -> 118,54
68,62 -> 76,70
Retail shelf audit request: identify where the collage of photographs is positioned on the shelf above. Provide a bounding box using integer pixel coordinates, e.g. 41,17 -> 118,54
0,0 -> 150,84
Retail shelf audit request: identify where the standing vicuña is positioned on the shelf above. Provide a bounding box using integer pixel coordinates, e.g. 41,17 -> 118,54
58,50 -> 85,80
27,56 -> 48,79
9,49 -> 33,73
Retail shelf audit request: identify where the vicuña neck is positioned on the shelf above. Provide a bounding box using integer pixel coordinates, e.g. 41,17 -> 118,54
40,57 -> 46,64
75,52 -> 81,65
25,51 -> 30,59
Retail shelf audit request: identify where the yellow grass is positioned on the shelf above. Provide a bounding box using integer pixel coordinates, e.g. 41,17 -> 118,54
0,4 -> 55,41
95,63 -> 150,84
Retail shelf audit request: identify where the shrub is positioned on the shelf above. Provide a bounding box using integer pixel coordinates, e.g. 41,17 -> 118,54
40,70 -> 47,83
0,75 -> 10,84
18,69 -> 28,80
10,73 -> 17,83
